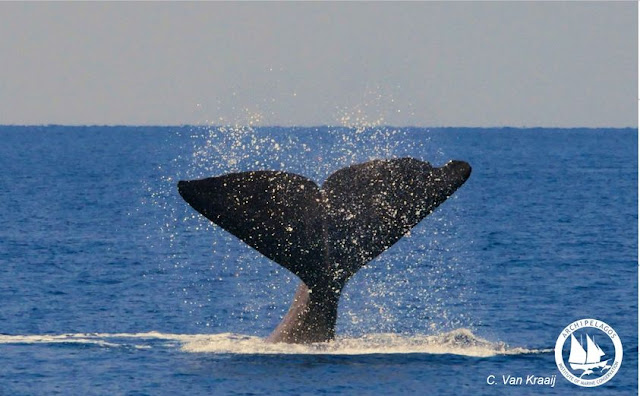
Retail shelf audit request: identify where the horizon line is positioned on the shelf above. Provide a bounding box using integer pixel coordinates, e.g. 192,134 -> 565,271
0,124 -> 637,130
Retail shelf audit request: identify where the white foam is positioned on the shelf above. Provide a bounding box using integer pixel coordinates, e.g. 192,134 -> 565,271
179,329 -> 549,357
0,329 -> 550,357
0,333 -> 124,348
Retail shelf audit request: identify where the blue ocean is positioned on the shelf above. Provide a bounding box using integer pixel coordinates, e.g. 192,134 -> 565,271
0,126 -> 636,395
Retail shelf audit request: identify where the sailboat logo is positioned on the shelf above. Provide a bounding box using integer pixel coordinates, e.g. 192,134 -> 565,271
555,318 -> 622,387
567,333 -> 611,377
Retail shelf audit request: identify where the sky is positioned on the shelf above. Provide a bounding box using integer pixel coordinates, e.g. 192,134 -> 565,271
0,2 -> 636,127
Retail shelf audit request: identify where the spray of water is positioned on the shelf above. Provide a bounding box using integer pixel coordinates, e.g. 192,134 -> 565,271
141,106 -> 476,342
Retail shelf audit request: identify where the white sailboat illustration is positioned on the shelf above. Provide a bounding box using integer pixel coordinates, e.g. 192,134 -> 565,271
568,333 -> 611,377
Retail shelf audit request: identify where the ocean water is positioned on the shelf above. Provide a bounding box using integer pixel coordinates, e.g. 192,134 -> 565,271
0,126 -> 636,395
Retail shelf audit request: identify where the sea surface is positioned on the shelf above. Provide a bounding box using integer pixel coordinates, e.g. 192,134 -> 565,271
0,126 -> 636,395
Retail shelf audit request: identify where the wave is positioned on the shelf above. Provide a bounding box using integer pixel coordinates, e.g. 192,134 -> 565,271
0,329 -> 550,357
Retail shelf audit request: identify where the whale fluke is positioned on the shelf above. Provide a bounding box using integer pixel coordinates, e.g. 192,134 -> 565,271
178,157 -> 471,343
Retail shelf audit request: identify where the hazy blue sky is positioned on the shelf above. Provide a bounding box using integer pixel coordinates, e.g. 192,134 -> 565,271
1,2 -> 636,127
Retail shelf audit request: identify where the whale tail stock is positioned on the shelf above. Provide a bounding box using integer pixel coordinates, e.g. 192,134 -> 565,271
177,157 -> 471,343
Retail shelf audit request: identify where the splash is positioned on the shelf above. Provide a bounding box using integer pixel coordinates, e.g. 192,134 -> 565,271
0,329 -> 550,358
140,108 -> 474,336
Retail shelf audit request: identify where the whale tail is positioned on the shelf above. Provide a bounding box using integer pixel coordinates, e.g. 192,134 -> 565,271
178,157 -> 471,342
